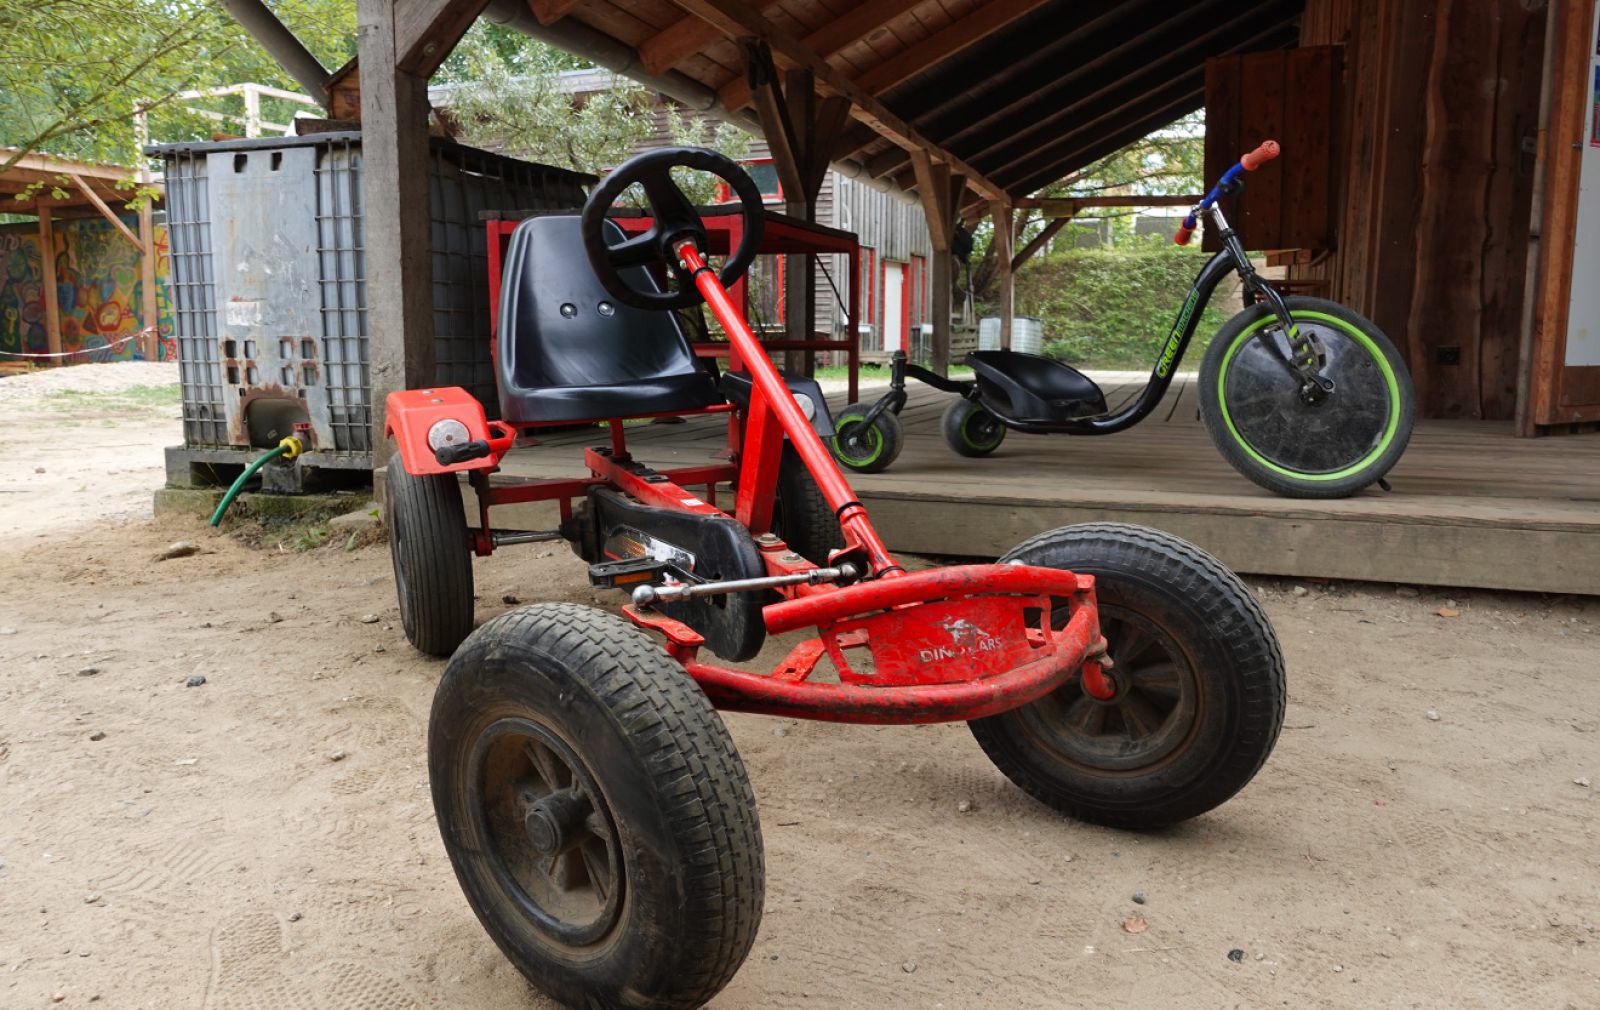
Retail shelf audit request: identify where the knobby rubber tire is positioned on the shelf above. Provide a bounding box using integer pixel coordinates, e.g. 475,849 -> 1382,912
941,398 -> 1007,457
385,457 -> 474,657
774,445 -> 845,566
970,523 -> 1285,828
430,604 -> 765,1010
829,401 -> 904,474
1199,296 -> 1414,498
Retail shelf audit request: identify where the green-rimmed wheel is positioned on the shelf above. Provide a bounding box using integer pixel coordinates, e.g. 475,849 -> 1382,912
1199,296 -> 1413,499
829,401 -> 903,473
941,397 -> 1008,458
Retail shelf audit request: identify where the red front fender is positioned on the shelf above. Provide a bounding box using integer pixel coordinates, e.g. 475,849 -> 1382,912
384,387 -> 515,475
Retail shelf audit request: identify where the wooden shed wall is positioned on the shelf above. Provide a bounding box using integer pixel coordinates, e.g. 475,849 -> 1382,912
1291,0 -> 1547,420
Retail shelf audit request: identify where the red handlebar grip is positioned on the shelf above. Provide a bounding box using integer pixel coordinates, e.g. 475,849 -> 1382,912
1241,139 -> 1281,171
1173,223 -> 1195,246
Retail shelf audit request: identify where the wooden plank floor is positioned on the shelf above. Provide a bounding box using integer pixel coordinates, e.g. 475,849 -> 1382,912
494,375 -> 1600,595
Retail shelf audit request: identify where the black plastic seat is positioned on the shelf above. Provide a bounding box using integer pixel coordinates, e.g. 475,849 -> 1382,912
966,349 -> 1107,423
496,215 -> 723,425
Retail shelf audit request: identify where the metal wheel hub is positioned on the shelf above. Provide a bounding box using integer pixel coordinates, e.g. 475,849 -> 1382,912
519,787 -> 588,857
473,718 -> 626,947
1024,604 -> 1201,773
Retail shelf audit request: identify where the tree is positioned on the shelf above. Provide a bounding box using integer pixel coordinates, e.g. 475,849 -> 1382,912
1,1 -> 355,190
437,22 -> 751,188
967,112 -> 1205,301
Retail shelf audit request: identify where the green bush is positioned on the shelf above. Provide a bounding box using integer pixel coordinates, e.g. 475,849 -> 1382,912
997,240 -> 1241,371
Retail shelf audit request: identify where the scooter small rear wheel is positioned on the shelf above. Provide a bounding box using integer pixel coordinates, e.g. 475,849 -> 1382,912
969,523 -> 1285,828
829,401 -> 903,473
385,457 -> 474,656
431,604 -> 765,1010
941,398 -> 1007,457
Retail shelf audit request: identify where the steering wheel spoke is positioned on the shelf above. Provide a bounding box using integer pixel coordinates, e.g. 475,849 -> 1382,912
608,230 -> 661,268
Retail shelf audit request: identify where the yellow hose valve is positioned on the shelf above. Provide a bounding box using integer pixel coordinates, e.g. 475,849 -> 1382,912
277,435 -> 306,460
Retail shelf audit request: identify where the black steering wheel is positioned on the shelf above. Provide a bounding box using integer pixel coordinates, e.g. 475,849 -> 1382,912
580,147 -> 765,311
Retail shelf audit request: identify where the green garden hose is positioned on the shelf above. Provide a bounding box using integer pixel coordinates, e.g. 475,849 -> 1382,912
208,436 -> 304,527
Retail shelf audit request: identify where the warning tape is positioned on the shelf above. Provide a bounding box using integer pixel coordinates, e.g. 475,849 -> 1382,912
0,327 -> 157,360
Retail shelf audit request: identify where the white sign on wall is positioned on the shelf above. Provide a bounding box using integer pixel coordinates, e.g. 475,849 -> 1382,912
1564,0 -> 1600,365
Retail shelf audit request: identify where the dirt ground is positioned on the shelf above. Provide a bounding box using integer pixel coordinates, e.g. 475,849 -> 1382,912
1,364 -> 1598,1010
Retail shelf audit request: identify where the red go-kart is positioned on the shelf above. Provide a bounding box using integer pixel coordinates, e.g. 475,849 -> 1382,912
382,148 -> 1286,1010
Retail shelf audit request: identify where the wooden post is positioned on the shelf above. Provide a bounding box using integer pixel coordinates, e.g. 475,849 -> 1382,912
358,0 -> 436,468
911,151 -> 966,376
782,68 -> 815,375
991,200 -> 1014,351
37,206 -> 62,361
138,200 -> 160,359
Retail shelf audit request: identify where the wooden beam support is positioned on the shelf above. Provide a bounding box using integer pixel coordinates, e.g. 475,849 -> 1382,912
138,198 -> 160,359
1014,194 -> 1200,216
909,151 -> 966,375
641,0 -> 783,75
743,40 -> 806,199
666,0 -> 1005,200
1011,216 -> 1068,270
991,200 -> 1014,350
395,0 -> 487,76
67,174 -> 141,248
853,0 -> 1054,95
718,0 -> 928,110
36,206 -> 62,359
359,0 -> 437,468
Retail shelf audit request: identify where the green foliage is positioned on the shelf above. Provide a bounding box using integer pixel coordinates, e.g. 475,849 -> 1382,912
1003,239 -> 1239,371
438,24 -> 653,175
1,0 -> 355,180
969,112 -> 1206,301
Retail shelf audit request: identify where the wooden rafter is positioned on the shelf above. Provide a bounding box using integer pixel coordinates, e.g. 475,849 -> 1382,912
1011,217 -> 1067,270
394,0 -> 487,77
853,0 -> 1054,95
68,174 -> 141,248
718,0 -> 929,110
663,0 -> 1005,199
640,0 -> 783,75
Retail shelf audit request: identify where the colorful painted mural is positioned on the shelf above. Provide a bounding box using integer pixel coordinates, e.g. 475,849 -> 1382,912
0,214 -> 173,362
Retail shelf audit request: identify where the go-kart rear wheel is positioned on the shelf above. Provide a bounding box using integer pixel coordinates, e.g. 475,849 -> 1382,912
385,457 -> 474,657
941,398 -> 1007,457
969,523 -> 1285,828
430,604 -> 765,1010
829,401 -> 903,473
774,445 -> 845,565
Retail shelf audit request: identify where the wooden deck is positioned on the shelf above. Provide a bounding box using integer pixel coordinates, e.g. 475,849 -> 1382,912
493,375 -> 1600,596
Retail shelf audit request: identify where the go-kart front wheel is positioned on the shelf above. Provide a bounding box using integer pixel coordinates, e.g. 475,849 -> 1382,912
970,523 -> 1285,828
829,401 -> 903,473
430,604 -> 765,1010
385,457 -> 474,657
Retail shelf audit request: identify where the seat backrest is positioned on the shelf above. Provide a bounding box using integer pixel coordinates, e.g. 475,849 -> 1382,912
497,215 -> 702,394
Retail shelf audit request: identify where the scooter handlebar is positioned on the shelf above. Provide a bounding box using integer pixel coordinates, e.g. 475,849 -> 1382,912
1240,139 -> 1281,171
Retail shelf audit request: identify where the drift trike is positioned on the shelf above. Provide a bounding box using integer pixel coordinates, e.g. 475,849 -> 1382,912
830,140 -> 1414,499
381,148 -> 1286,1010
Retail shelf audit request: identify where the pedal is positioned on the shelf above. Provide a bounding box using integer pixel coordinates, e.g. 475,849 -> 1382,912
588,556 -> 674,589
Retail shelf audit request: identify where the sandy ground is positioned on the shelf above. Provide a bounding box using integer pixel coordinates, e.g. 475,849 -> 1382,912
1,364 -> 1598,1010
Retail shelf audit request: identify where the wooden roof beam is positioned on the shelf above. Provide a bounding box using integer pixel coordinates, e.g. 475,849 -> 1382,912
934,0 -> 1250,151
641,0 -> 783,76
997,89 -> 1205,195
663,0 -> 1006,199
395,0 -> 487,77
68,174 -> 141,248
853,0 -> 1055,95
718,0 -> 930,110
950,12 -> 1294,164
